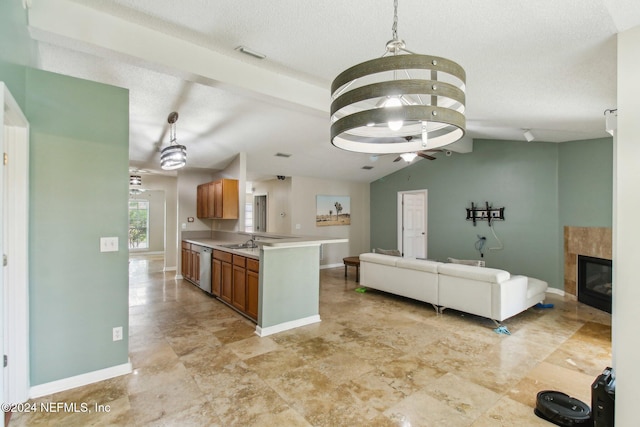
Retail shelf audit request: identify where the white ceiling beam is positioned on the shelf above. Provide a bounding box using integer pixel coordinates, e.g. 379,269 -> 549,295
27,0 -> 329,114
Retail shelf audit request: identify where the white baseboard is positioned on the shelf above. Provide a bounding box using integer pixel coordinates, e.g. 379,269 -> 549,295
255,315 -> 321,337
175,274 -> 184,280
29,360 -> 132,399
128,251 -> 164,256
163,266 -> 177,272
320,263 -> 344,270
546,288 -> 565,296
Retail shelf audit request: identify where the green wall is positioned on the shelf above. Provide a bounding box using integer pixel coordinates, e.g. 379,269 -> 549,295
1,0 -> 130,386
26,69 -> 130,385
370,138 -> 613,291
559,138 -> 613,226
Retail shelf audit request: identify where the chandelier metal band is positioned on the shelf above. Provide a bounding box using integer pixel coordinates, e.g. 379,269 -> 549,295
160,144 -> 187,170
331,54 -> 465,95
330,79 -> 465,117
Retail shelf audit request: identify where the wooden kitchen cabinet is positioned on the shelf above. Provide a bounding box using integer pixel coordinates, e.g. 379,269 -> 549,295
232,256 -> 247,311
196,178 -> 239,219
214,250 -> 233,304
181,241 -> 201,285
197,182 -> 216,218
211,249 -> 259,321
191,244 -> 202,285
212,257 -> 222,297
246,258 -> 260,321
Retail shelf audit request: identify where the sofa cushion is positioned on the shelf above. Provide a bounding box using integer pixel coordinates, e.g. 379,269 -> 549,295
447,257 -> 485,267
396,258 -> 440,273
438,263 -> 510,283
360,252 -> 401,267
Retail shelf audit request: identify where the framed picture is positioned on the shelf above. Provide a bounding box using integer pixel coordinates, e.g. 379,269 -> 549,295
316,195 -> 351,226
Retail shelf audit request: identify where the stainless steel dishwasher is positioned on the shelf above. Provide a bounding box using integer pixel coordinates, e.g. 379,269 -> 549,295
199,247 -> 213,294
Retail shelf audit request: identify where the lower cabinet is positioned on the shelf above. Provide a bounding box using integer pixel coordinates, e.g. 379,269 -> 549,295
181,242 -> 191,281
232,255 -> 246,311
212,258 -> 222,297
191,245 -> 201,285
246,259 -> 260,320
214,250 -> 233,304
212,248 -> 259,321
181,241 -> 200,285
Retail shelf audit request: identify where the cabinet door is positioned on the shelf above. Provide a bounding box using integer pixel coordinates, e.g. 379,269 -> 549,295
232,264 -> 246,311
212,258 -> 222,297
181,247 -> 191,280
220,261 -> 233,304
246,270 -> 259,321
196,184 -> 204,218
221,179 -> 239,219
206,182 -> 215,218
213,180 -> 223,218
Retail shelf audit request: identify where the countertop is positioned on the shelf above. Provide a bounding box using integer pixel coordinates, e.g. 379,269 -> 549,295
183,232 -> 347,259
184,238 -> 259,259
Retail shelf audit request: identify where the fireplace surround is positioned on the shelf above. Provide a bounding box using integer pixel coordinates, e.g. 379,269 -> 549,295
577,255 -> 612,313
563,226 -> 612,308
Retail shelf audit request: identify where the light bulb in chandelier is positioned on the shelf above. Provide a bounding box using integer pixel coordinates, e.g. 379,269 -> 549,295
384,97 -> 403,131
400,152 -> 418,163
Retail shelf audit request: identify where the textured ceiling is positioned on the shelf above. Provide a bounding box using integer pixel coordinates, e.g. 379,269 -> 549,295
27,0 -> 640,182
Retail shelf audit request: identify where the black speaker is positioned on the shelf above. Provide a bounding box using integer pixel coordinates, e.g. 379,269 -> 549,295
591,367 -> 615,427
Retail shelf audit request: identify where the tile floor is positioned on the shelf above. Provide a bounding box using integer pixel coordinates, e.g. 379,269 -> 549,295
11,255 -> 612,426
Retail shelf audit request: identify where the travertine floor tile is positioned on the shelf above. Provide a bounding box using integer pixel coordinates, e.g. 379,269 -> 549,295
11,255 -> 612,426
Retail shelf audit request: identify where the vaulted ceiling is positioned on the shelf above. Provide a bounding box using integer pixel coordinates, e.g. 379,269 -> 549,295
26,0 -> 640,182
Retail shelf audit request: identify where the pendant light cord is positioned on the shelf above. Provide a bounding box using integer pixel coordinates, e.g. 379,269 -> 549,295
392,0 -> 399,41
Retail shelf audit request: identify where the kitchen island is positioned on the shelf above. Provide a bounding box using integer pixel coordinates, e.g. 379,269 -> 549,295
181,231 -> 347,337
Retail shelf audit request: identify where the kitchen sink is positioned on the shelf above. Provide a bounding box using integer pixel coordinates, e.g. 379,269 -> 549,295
221,243 -> 257,249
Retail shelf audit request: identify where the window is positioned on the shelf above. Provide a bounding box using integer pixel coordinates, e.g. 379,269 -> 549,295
245,202 -> 253,232
129,199 -> 149,249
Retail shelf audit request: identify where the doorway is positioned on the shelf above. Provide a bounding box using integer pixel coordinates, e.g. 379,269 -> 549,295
1,83 -> 30,405
397,190 -> 428,259
254,195 -> 267,232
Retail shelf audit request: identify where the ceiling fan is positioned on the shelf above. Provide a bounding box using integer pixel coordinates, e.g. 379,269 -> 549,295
390,136 -> 449,163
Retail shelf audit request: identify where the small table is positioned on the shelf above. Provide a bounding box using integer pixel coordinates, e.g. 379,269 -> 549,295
343,256 -> 361,282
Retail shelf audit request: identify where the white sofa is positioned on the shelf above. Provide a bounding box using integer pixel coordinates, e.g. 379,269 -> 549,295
359,253 -> 548,324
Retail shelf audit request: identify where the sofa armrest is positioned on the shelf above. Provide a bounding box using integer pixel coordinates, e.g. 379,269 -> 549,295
491,275 -> 529,322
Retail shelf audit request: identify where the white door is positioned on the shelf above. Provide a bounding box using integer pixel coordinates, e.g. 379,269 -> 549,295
398,191 -> 427,258
1,83 -> 30,405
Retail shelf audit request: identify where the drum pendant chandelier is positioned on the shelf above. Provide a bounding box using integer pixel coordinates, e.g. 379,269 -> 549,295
160,111 -> 187,170
330,0 -> 466,154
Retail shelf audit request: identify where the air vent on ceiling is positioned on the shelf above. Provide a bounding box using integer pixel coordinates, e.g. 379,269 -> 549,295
362,166 -> 374,170
275,152 -> 292,158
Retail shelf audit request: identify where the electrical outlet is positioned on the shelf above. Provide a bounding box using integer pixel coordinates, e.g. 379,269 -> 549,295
100,237 -> 119,252
112,326 -> 123,341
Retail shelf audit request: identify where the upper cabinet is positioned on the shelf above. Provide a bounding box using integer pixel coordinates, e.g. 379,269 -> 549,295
197,178 -> 239,219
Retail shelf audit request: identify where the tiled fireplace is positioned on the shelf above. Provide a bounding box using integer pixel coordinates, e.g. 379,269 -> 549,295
564,226 -> 612,311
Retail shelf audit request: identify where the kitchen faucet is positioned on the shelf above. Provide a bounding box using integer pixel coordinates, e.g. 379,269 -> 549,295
245,234 -> 257,248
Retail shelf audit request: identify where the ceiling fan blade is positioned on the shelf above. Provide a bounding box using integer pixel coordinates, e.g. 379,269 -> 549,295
417,152 -> 436,160
393,156 -> 402,162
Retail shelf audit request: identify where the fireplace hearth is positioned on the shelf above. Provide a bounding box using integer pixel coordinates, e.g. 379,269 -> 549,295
577,255 -> 612,313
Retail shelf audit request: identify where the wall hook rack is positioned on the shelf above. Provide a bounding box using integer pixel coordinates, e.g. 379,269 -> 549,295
466,202 -> 505,226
